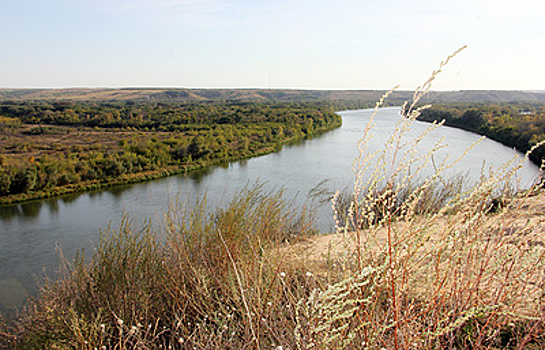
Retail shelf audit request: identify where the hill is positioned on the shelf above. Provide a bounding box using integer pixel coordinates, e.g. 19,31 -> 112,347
1,88 -> 545,104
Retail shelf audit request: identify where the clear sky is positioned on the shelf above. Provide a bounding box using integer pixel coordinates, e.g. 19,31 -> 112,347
1,0 -> 544,90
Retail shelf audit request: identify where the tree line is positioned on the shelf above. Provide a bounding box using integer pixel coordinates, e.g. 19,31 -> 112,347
417,102 -> 545,166
0,100 -> 340,130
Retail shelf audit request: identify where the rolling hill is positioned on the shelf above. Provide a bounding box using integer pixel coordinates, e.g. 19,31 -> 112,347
1,88 -> 544,104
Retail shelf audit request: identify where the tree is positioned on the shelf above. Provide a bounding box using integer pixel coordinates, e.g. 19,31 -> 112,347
10,167 -> 38,194
188,136 -> 211,160
0,169 -> 11,195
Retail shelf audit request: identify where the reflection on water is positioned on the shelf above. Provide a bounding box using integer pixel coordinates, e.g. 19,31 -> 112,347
108,185 -> 131,199
0,201 -> 44,221
20,202 -> 43,218
186,164 -> 215,182
60,193 -> 81,205
47,200 -> 60,216
0,205 -> 21,221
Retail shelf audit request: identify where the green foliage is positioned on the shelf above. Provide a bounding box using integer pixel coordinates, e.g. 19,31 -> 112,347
418,103 -> 545,165
0,100 -> 341,131
10,166 -> 38,194
0,101 -> 342,202
0,168 -> 11,196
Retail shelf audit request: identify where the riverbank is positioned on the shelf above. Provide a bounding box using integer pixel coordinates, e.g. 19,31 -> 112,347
286,188 -> 545,275
0,140 -> 287,205
417,103 -> 545,167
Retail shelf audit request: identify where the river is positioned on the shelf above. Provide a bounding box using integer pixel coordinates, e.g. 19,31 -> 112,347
0,107 -> 540,313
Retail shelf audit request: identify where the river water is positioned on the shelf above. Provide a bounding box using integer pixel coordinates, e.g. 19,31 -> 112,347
0,107 -> 540,312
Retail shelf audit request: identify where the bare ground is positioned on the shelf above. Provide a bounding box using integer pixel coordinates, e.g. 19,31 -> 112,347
282,190 -> 545,270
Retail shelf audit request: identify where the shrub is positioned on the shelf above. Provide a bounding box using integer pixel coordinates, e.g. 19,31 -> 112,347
0,184 -> 317,349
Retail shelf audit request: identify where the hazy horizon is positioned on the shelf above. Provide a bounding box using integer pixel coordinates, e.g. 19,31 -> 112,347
1,87 -> 545,93
2,0 -> 544,91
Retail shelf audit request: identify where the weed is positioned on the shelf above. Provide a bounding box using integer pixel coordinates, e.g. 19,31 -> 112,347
297,46 -> 545,349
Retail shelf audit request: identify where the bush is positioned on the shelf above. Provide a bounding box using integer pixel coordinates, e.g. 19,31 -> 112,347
0,184 -> 317,349
9,166 -> 38,194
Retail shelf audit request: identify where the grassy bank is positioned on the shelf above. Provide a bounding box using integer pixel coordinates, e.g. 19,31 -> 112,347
0,138 -> 293,205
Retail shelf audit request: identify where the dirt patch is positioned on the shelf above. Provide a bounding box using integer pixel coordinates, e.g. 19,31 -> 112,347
284,190 -> 545,268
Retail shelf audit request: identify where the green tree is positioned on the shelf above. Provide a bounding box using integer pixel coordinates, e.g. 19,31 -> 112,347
0,169 -> 11,195
10,167 -> 38,194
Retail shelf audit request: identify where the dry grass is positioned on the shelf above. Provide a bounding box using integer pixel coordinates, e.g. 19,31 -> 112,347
290,47 -> 545,349
0,184 -> 320,349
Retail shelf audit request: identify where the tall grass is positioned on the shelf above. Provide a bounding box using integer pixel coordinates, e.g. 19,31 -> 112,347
2,47 -> 545,349
0,184 -> 320,349
294,47 -> 545,349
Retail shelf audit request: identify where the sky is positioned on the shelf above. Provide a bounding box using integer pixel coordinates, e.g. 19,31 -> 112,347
1,0 -> 544,91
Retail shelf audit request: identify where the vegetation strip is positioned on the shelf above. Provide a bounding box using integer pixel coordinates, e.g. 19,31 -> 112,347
0,101 -> 342,204
417,102 -> 545,166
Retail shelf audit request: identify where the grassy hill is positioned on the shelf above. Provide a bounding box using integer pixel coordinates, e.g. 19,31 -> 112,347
2,88 -> 545,104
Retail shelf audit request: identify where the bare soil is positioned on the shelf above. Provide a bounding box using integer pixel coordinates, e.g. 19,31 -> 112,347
284,190 -> 545,268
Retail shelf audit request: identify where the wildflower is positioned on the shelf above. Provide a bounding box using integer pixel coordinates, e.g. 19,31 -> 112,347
280,272 -> 286,278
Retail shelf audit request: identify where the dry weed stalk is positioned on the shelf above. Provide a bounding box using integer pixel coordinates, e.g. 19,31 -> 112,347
298,46 -> 545,349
